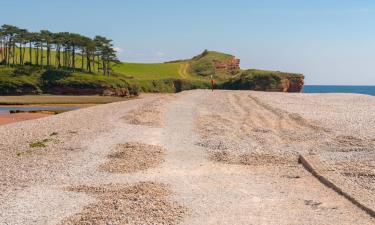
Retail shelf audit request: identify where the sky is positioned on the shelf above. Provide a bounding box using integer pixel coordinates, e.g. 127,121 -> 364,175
1,0 -> 375,85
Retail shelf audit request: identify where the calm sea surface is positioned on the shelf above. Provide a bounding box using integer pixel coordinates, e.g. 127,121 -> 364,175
302,85 -> 375,96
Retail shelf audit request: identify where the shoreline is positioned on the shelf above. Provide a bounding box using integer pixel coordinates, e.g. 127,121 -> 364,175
0,112 -> 51,125
0,103 -> 100,126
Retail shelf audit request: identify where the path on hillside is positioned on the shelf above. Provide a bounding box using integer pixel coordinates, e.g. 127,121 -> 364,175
0,90 -> 374,225
178,63 -> 190,78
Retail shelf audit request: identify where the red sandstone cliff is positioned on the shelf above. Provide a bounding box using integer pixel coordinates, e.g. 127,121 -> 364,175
214,57 -> 241,74
281,77 -> 305,93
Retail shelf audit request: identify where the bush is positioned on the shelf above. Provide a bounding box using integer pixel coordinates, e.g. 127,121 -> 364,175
189,59 -> 214,76
173,79 -> 210,92
13,66 -> 41,76
0,76 -> 41,95
222,70 -> 283,91
129,84 -> 140,96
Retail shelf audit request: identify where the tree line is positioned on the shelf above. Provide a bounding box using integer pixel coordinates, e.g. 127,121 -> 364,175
0,24 -> 118,75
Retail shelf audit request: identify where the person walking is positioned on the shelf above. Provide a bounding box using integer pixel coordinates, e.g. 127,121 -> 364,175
210,75 -> 215,92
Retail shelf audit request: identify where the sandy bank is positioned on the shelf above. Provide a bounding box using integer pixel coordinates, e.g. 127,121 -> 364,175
0,112 -> 51,125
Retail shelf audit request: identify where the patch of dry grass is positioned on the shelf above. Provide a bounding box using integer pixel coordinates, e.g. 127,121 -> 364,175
99,142 -> 165,173
60,182 -> 186,225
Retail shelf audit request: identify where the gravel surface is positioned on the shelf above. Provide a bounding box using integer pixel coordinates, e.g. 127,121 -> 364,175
99,142 -> 165,173
162,90 -> 374,224
249,91 -> 375,202
123,95 -> 175,127
59,182 -> 186,225
0,90 -> 374,225
195,91 -> 327,164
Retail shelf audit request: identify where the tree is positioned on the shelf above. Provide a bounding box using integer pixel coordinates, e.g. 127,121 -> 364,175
25,32 -> 38,65
0,24 -> 19,66
51,32 -> 65,68
33,32 -> 42,66
0,28 -> 4,63
93,36 -> 118,75
40,30 -> 53,68
102,45 -> 118,76
0,24 -> 119,74
79,36 -> 95,72
15,28 -> 28,65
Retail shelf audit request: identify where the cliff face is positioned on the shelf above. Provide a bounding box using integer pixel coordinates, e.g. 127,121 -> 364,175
214,57 -> 241,74
281,77 -> 305,93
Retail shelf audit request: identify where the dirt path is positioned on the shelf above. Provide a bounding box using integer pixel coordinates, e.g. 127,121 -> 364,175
178,63 -> 190,79
0,90 -> 374,225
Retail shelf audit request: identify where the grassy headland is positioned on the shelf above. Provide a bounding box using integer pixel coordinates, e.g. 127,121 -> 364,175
0,50 -> 304,95
1,24 -> 304,96
1,47 -> 304,96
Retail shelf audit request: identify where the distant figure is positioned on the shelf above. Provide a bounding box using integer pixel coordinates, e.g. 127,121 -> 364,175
210,75 -> 215,92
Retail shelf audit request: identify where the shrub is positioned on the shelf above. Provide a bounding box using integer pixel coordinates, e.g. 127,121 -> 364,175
222,70 -> 284,91
189,59 -> 214,76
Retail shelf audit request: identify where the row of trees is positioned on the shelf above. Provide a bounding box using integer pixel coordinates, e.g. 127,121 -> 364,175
0,24 -> 118,75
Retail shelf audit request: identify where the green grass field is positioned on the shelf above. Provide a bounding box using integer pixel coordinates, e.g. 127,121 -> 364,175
113,62 -> 184,80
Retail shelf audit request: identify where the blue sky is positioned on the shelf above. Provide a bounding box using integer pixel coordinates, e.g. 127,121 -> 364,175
1,0 -> 375,85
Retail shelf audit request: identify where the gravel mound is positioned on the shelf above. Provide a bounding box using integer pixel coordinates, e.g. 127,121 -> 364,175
211,151 -> 294,166
59,182 -> 186,225
123,95 -> 174,127
99,142 -> 165,173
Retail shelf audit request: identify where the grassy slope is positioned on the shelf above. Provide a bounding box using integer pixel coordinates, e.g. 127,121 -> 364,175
1,49 -> 303,94
113,62 -> 182,80
188,51 -> 237,81
193,51 -> 233,61
112,61 -> 210,92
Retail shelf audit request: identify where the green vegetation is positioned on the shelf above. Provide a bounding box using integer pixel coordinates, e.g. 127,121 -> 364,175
113,63 -> 182,80
222,69 -> 304,91
29,139 -> 51,148
111,61 -> 211,92
189,50 -> 236,79
0,65 -> 139,96
0,24 -> 117,75
0,24 -> 142,96
0,24 -> 304,95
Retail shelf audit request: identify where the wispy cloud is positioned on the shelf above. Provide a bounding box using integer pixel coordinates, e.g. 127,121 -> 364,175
113,47 -> 124,53
156,51 -> 166,57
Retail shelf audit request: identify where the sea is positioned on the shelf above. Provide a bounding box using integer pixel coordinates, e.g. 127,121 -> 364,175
302,85 -> 375,96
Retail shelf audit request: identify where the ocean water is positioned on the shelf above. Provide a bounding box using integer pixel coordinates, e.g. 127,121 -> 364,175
303,85 -> 375,96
